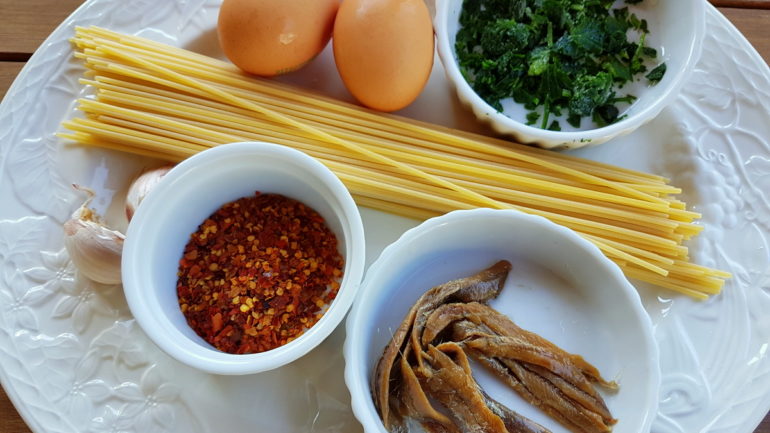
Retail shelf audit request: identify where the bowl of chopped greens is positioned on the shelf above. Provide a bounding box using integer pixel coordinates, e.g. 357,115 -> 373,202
435,0 -> 704,149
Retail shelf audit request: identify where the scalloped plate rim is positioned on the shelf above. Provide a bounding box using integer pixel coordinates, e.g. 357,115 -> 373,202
0,1 -> 769,433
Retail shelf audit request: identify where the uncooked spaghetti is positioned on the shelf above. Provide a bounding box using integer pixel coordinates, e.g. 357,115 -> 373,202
59,26 -> 730,299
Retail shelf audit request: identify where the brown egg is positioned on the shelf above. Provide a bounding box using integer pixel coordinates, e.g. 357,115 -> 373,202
218,0 -> 340,76
333,0 -> 434,112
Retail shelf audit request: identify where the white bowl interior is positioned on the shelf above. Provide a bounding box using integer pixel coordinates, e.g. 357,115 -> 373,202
346,209 -> 658,433
615,0 -> 702,118
436,0 -> 703,147
124,142 -> 364,375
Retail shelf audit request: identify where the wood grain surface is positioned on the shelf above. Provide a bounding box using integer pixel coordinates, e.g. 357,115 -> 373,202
0,0 -> 768,432
0,62 -> 25,99
0,0 -> 86,58
711,0 -> 770,8
0,391 -> 29,433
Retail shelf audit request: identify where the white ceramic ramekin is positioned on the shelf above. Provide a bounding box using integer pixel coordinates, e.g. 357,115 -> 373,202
123,141 -> 365,375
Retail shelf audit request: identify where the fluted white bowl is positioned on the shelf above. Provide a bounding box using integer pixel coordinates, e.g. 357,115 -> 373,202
344,208 -> 659,433
435,0 -> 704,149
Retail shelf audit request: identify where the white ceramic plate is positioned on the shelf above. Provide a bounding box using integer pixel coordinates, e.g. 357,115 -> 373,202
0,1 -> 768,433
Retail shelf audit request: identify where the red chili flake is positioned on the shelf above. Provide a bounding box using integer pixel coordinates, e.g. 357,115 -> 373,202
176,192 -> 344,354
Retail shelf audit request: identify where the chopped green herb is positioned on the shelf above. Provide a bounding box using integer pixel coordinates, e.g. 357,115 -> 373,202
548,120 -> 562,131
646,62 -> 667,83
526,110 -> 540,125
455,0 -> 666,130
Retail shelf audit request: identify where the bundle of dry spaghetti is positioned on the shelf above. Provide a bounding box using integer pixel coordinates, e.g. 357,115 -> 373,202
60,26 -> 730,299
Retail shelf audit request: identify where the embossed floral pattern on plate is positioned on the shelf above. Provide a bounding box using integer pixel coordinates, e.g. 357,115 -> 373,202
0,1 -> 768,433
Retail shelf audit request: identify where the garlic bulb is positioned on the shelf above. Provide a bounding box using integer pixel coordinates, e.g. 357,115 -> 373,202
125,166 -> 172,221
64,187 -> 125,285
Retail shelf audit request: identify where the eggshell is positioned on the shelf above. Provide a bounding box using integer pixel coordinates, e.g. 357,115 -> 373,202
218,0 -> 340,76
333,0 -> 434,112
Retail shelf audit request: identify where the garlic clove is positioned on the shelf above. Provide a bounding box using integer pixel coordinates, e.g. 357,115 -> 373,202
63,218 -> 125,285
64,184 -> 125,285
125,165 -> 172,222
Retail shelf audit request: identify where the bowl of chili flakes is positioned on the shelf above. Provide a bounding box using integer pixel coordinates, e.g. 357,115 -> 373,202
122,141 -> 366,375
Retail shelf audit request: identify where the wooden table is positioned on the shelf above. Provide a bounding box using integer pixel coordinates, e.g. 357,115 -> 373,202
1,0 -> 769,432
